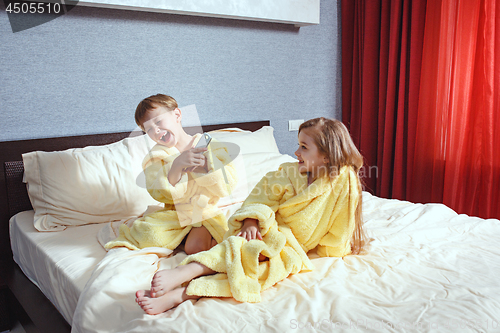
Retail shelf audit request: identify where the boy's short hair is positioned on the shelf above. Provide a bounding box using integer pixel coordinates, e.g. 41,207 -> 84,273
135,94 -> 178,129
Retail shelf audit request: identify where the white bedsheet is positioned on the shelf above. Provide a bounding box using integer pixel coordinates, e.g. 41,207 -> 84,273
9,211 -> 107,324
71,192 -> 500,333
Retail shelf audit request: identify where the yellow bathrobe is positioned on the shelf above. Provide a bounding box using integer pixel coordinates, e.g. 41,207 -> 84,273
105,134 -> 237,251
181,162 -> 360,303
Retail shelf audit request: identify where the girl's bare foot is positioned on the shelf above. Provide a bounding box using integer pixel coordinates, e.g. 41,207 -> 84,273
150,267 -> 184,298
136,288 -> 199,315
151,263 -> 215,298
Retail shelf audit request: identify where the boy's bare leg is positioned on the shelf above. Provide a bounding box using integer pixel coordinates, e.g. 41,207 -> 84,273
136,287 -> 200,315
184,225 -> 213,255
149,262 -> 215,298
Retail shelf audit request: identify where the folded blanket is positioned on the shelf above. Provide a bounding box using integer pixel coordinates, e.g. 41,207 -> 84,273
105,134 -> 238,251
181,163 -> 360,302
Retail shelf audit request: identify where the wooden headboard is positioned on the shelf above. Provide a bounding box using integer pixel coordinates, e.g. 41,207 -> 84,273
0,120 -> 269,260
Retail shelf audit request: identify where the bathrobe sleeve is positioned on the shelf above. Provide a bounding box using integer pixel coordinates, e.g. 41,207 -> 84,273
227,164 -> 295,237
191,140 -> 238,198
316,167 -> 360,257
143,147 -> 189,204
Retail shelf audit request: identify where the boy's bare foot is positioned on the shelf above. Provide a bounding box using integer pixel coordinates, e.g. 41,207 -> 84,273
136,287 -> 198,315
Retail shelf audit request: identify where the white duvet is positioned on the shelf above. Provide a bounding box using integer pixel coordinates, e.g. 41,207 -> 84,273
72,191 -> 500,333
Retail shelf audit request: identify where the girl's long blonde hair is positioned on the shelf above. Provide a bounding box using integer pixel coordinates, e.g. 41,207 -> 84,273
299,117 -> 366,255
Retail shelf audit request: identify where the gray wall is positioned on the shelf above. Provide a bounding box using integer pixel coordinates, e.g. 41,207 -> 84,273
0,1 -> 341,157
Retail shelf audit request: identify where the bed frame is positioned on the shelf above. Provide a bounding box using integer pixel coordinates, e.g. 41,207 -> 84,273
0,120 -> 270,333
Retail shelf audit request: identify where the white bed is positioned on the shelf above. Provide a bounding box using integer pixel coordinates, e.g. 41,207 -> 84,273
9,211 -> 106,324
6,124 -> 500,333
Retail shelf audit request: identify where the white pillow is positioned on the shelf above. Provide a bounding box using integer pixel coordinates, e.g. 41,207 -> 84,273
209,126 -> 296,208
209,126 -> 280,155
216,152 -> 297,209
23,134 -> 159,231
22,125 -> 286,231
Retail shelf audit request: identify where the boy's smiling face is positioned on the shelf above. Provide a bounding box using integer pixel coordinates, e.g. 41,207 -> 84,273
142,105 -> 182,148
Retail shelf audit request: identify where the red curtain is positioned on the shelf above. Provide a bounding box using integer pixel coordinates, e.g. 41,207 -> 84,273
343,0 -> 500,220
410,0 -> 500,219
342,0 -> 427,198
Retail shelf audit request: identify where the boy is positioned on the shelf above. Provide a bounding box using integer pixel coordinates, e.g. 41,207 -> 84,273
105,94 -> 237,254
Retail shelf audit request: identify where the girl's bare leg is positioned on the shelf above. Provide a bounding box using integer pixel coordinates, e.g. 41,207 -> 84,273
136,287 -> 200,315
149,262 -> 214,298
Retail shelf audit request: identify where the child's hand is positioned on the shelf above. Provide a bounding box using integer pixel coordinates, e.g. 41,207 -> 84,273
175,148 -> 207,171
169,148 -> 207,185
236,218 -> 263,241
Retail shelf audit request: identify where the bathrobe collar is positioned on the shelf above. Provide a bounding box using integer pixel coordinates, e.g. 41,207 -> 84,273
283,164 -> 349,207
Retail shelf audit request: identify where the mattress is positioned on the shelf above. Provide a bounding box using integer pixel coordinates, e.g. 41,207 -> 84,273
9,211 -> 107,324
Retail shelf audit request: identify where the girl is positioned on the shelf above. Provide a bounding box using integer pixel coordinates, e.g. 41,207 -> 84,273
136,117 -> 365,314
105,94 -> 237,255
